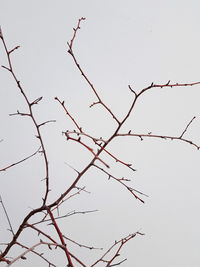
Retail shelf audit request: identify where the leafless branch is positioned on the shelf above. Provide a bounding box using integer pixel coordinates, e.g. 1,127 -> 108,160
91,232 -> 144,266
116,131 -> 200,150
16,242 -> 57,267
67,18 -> 120,124
38,120 -> 56,128
180,116 -> 196,138
0,146 -> 41,172
46,207 -> 74,266
55,97 -> 82,132
64,132 -> 110,168
67,17 -> 86,50
0,195 -> 14,235
7,241 -> 59,266
0,28 -> 50,204
139,80 -> 200,96
1,17 -> 200,266
93,164 -> 147,203
63,235 -> 103,251
32,209 -> 98,226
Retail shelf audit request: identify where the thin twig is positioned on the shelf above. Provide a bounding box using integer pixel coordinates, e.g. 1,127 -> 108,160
67,18 -> 120,124
116,132 -> 200,150
0,195 -> 14,235
91,232 -> 144,266
65,132 -> 110,168
63,235 -> 103,250
68,17 -> 86,50
32,209 -> 98,226
46,207 -> 74,267
65,130 -> 136,171
16,242 -> 57,267
139,80 -> 200,96
7,241 -> 58,266
0,146 -> 41,172
93,164 -> 147,203
55,97 -> 82,131
1,29 -> 50,204
180,116 -> 196,138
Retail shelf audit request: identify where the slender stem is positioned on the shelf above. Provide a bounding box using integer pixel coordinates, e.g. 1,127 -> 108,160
0,195 -> 14,235
46,207 -> 74,267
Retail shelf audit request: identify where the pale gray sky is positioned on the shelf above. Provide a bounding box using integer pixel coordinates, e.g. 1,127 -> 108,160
1,1 -> 200,266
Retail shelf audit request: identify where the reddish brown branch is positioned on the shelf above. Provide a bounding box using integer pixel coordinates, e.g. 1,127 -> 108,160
26,223 -> 59,244
0,206 -> 46,261
116,132 -> 200,150
67,18 -> 120,124
100,146 -> 136,171
16,242 -> 57,267
91,232 -> 144,266
1,18 -> 200,266
46,207 -> 74,267
33,187 -> 90,226
8,241 -> 59,266
55,97 -> 82,131
65,130 -> 107,144
27,224 -> 87,267
1,29 -> 50,205
65,132 -> 110,168
180,116 -> 196,138
93,164 -> 146,203
67,17 -> 86,50
65,130 -> 136,171
138,80 -> 200,96
105,234 -> 136,267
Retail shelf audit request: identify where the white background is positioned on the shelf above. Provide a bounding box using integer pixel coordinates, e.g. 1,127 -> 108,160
1,1 -> 200,266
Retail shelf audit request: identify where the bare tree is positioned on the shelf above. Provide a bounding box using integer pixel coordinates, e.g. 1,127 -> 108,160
0,18 -> 200,266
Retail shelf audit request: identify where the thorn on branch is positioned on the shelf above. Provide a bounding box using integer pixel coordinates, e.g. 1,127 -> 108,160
90,101 -> 100,108
1,65 -> 11,71
128,85 -> 137,97
8,45 -> 20,54
67,48 -> 72,54
31,96 -> 43,106
38,120 -> 56,128
0,26 -> 3,39
128,165 -> 137,172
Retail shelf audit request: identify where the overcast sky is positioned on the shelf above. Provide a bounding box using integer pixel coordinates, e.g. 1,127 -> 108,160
1,1 -> 200,266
